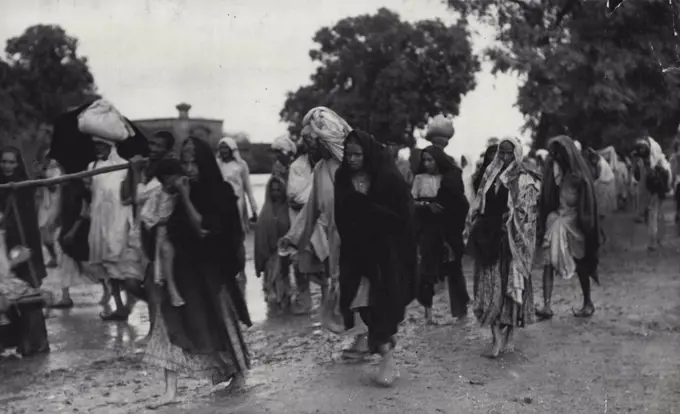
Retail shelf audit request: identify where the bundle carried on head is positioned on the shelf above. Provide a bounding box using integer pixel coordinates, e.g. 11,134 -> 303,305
50,99 -> 149,174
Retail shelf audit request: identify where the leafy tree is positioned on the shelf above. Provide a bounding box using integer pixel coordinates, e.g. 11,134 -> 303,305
0,24 -> 99,155
280,8 -> 480,147
448,0 -> 680,150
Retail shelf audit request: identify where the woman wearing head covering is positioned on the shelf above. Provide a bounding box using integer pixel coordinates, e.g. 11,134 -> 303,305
536,135 -> 600,320
254,175 -> 291,313
412,145 -> 470,324
87,138 -> 144,321
585,148 -> 617,248
465,137 -> 540,358
216,136 -> 258,297
472,144 -> 500,195
271,134 -> 297,179
0,146 -> 50,356
217,137 -> 259,231
284,126 -> 321,314
597,146 -> 629,210
631,136 -> 671,251
279,107 -> 351,331
144,136 -> 251,409
334,129 -> 417,386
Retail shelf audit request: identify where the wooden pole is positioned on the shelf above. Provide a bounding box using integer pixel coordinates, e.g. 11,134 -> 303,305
0,159 -> 147,190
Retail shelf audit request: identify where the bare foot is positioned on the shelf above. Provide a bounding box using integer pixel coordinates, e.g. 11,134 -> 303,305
225,373 -> 246,393
341,334 -> 370,361
373,349 -> 398,387
535,306 -> 554,320
483,333 -> 501,359
146,394 -> 179,410
501,328 -> 515,354
424,308 -> 438,325
572,303 -> 595,318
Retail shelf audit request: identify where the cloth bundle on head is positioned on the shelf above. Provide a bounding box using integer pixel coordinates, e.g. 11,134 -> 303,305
77,99 -> 135,142
425,114 -> 454,142
51,102 -> 149,174
302,107 -> 352,162
271,134 -> 297,157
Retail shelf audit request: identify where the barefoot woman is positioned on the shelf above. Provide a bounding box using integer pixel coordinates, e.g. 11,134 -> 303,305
536,135 -> 600,319
143,136 -> 251,408
465,137 -> 540,358
335,130 -> 417,386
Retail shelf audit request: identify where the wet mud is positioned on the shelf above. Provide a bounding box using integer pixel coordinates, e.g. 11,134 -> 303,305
1,209 -> 680,413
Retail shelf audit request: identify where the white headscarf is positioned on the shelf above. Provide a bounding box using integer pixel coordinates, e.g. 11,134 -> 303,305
573,140 -> 582,152
272,134 -> 297,157
301,107 -> 352,162
217,137 -> 244,163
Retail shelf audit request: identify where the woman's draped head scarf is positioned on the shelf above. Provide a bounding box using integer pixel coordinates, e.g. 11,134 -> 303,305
471,136 -> 523,214
0,146 -> 29,182
217,137 -> 244,163
271,134 -> 297,158
301,107 -> 352,162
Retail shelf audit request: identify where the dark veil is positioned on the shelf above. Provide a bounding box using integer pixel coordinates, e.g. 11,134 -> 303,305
0,146 -> 47,286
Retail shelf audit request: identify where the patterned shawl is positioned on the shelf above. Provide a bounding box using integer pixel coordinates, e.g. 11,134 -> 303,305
465,136 -> 541,304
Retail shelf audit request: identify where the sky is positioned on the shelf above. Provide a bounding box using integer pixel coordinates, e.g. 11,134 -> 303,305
1,0 -> 527,160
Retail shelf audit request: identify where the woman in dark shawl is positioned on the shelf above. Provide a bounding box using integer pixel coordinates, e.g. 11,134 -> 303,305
411,146 -> 470,324
143,137 -> 251,409
472,144 -> 499,194
0,146 -> 49,356
536,135 -> 600,319
335,129 -> 417,387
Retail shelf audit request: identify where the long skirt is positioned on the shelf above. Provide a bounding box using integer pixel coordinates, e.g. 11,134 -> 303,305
89,224 -> 146,282
143,287 -> 250,381
54,228 -> 96,289
473,233 -> 534,328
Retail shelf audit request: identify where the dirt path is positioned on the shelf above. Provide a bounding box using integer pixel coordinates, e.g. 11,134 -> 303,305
2,209 -> 679,414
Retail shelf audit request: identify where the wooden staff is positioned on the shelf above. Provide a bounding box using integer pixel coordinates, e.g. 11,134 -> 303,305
0,158 -> 148,190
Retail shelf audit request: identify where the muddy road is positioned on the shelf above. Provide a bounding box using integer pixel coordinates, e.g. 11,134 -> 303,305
1,208 -> 679,413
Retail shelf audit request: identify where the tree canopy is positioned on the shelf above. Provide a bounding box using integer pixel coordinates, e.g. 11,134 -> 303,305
0,24 -> 99,153
280,8 -> 480,147
448,0 -> 680,150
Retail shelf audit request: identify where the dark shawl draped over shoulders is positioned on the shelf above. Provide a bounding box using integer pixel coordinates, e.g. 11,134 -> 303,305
419,146 -> 470,257
335,130 -> 418,330
540,135 -> 600,280
163,137 -> 250,354
0,147 -> 47,287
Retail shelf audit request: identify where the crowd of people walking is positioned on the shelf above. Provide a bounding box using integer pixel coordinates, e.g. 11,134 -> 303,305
0,99 -> 677,408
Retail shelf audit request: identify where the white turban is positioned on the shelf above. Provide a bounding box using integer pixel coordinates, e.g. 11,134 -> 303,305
301,107 -> 352,162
